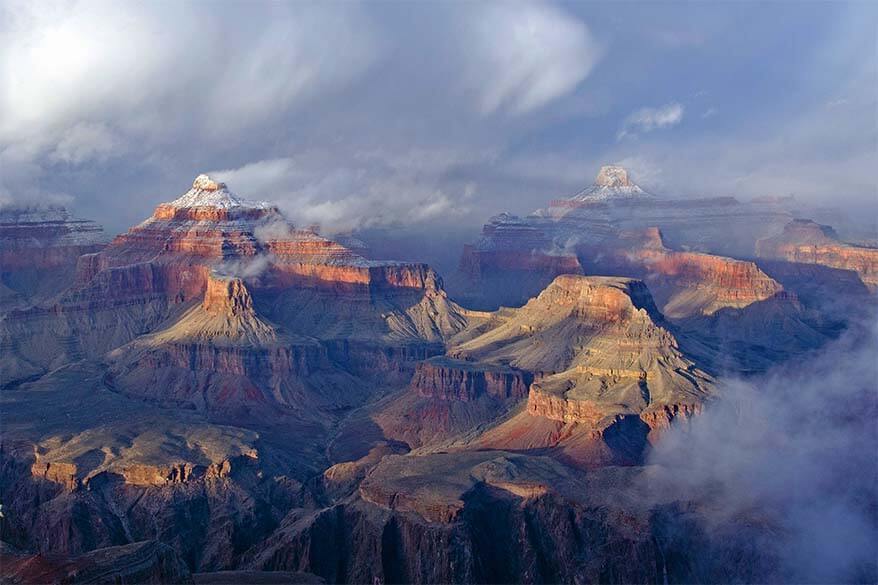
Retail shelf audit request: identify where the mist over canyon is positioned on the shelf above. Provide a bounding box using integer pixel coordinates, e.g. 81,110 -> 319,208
1,1 -> 877,584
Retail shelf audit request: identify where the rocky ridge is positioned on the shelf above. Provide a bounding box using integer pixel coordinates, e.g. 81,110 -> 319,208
757,219 -> 878,291
459,165 -> 796,308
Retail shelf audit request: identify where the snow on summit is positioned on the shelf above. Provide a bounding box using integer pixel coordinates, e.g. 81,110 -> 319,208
168,174 -> 271,209
569,165 -> 652,201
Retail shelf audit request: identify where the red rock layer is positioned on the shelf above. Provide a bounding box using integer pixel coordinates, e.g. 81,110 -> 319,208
756,219 -> 878,291
645,251 -> 784,304
527,386 -> 702,430
580,228 -> 787,314
202,276 -> 253,315
76,192 -> 441,302
539,273 -> 664,325
269,258 -> 441,292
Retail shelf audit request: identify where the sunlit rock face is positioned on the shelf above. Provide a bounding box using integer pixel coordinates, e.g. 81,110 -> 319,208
451,275 -> 715,433
373,274 -> 716,466
1,175 -> 470,385
577,227 -> 787,318
77,174 -> 454,301
757,219 -> 878,291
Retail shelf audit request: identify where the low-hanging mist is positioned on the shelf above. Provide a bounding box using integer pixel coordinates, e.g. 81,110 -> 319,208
642,315 -> 878,582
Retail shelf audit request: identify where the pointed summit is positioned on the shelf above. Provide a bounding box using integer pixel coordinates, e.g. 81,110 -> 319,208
569,165 -> 652,202
167,174 -> 271,210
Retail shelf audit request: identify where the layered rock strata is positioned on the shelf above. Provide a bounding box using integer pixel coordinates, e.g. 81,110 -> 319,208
757,219 -> 878,291
0,206 -> 105,308
459,165 -> 794,307
578,227 -> 788,318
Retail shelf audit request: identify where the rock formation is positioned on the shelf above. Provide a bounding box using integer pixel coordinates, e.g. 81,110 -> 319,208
757,219 -> 878,291
577,227 -> 785,318
0,540 -> 193,584
104,272 -> 372,416
458,165 -> 796,308
0,175 -> 470,388
371,275 -> 714,466
458,213 -> 584,309
2,171 -> 873,584
0,206 -> 105,309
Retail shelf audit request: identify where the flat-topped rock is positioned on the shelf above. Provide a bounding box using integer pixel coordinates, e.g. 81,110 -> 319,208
594,165 -> 634,188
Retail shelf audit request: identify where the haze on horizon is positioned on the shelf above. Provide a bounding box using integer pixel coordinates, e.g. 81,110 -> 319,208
0,0 -> 876,236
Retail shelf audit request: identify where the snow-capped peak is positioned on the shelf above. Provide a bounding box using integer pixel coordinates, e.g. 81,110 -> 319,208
168,174 -> 271,209
568,165 -> 652,202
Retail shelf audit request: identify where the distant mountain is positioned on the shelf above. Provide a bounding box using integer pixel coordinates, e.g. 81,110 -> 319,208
0,205 -> 105,309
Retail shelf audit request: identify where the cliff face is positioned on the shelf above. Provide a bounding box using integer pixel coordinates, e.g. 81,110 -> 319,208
458,165 -> 795,307
757,219 -> 878,291
104,274 -> 369,415
360,275 -> 713,467
0,206 -> 105,270
245,452 -> 774,584
457,214 -> 585,309
2,450 -> 301,572
526,386 -> 703,429
443,275 -> 714,465
247,454 -> 664,584
71,175 -> 454,307
0,207 -> 105,308
575,227 -> 786,319
411,357 -> 532,402
1,176 -> 469,386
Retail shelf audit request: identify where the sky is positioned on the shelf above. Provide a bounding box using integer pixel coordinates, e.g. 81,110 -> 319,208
0,0 -> 876,236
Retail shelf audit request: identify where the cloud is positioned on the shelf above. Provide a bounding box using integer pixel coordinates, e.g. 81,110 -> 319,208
454,0 -> 602,115
617,102 -> 684,140
211,149 -> 477,234
0,1 -> 380,160
0,0 -> 601,217
50,122 -> 122,164
642,316 -> 878,582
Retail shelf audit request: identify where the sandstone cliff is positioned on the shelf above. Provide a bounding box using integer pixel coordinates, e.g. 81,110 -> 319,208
757,219 -> 878,291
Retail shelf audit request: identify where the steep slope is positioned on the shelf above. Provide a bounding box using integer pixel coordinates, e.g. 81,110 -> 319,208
0,540 -> 193,584
371,275 -> 715,466
105,273 -> 365,417
577,227 -> 784,318
0,174 -> 470,385
757,219 -> 878,291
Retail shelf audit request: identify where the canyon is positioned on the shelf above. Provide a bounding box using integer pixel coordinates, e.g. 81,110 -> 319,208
1,171 -> 875,584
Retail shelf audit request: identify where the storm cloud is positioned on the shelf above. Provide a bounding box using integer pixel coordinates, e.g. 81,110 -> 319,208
0,0 -> 875,235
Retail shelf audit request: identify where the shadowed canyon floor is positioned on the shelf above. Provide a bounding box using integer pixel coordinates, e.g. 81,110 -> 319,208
1,173 -> 876,583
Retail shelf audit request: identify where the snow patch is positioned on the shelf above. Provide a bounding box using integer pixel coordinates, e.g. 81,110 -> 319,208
167,174 -> 272,210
